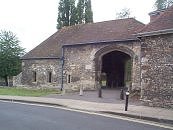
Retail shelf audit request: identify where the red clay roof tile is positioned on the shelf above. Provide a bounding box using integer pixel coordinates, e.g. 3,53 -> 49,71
138,6 -> 173,34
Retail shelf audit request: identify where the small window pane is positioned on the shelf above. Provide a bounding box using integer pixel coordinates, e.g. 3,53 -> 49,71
33,71 -> 36,82
67,75 -> 71,83
48,72 -> 52,83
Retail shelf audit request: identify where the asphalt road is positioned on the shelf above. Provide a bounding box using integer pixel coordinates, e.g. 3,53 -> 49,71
0,101 -> 171,130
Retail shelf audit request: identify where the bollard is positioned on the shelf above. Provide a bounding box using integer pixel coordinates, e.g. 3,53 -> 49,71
98,87 -> 102,98
79,86 -> 83,96
125,91 -> 130,111
120,89 -> 124,100
61,89 -> 65,96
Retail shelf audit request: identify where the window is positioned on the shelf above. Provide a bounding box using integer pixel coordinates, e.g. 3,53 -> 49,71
32,71 -> 37,82
48,72 -> 52,83
67,74 -> 71,83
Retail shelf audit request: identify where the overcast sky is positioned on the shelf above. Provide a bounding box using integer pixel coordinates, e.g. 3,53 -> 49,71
0,0 -> 155,52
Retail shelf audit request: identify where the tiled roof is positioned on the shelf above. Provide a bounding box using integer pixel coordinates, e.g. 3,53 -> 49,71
22,18 -> 144,59
138,6 -> 173,34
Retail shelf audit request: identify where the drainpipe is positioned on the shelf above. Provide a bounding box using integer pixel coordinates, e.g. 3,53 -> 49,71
60,46 -> 64,91
137,37 -> 143,98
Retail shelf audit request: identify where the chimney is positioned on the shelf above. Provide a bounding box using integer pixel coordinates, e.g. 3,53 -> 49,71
149,9 -> 165,22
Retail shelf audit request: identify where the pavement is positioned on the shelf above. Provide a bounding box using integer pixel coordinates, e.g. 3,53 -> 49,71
0,89 -> 173,126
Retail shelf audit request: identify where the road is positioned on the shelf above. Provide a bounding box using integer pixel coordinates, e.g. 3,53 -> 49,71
0,101 -> 171,130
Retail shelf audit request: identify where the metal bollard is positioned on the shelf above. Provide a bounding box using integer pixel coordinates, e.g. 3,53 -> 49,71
98,87 -> 102,98
125,91 -> 130,111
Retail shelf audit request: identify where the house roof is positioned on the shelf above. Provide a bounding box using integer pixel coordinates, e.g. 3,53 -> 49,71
22,18 -> 145,59
138,6 -> 173,36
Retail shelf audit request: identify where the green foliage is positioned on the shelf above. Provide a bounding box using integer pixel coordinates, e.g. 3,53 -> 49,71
70,0 -> 78,26
77,0 -> 93,24
154,0 -> 173,10
116,8 -> 131,19
155,0 -> 167,10
57,0 -> 77,29
84,0 -> 93,23
57,0 -> 93,29
0,30 -> 25,86
77,0 -> 85,24
0,87 -> 60,97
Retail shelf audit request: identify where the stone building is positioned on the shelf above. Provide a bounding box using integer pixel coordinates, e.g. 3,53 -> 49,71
17,6 -> 173,108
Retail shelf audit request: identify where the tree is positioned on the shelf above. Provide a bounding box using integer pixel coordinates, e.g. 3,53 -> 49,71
57,0 -> 77,29
84,0 -> 93,23
116,8 -> 131,19
0,30 -> 25,86
70,1 -> 78,26
77,0 -> 85,24
154,0 -> 173,10
57,0 -> 93,29
76,0 -> 93,24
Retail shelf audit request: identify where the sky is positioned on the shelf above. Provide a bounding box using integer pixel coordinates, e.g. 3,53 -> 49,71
0,0 -> 156,52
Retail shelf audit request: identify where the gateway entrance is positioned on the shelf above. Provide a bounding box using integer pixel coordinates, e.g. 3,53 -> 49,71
101,51 -> 131,88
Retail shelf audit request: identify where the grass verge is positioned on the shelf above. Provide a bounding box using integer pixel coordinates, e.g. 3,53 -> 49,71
0,87 -> 61,97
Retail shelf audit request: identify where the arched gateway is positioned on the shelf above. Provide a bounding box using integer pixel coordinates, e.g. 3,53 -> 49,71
94,45 -> 137,91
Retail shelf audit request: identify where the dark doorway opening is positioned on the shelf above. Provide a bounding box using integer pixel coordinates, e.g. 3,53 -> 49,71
101,51 -> 131,89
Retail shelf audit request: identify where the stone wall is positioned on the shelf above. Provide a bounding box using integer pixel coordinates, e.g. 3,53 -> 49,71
141,34 -> 173,108
21,59 -> 62,88
63,44 -> 96,91
13,72 -> 22,86
63,41 -> 141,91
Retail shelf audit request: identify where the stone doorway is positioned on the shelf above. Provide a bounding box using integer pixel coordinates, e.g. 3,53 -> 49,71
101,51 -> 131,89
94,45 -> 136,92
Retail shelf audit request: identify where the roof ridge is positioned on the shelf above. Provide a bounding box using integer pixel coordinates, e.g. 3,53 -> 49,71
59,18 -> 137,31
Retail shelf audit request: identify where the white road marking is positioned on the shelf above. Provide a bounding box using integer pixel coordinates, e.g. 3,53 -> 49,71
0,100 -> 173,129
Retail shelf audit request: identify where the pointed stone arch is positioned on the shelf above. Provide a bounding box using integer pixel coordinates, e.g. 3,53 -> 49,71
94,44 -> 137,90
